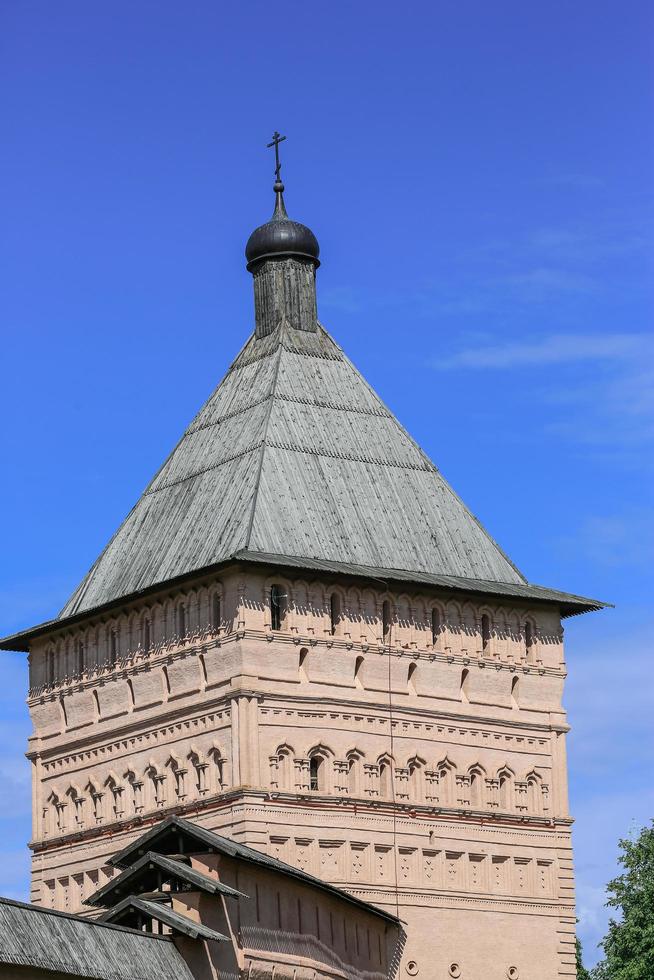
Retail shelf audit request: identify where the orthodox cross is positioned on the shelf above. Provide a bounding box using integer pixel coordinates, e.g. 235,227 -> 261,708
267,131 -> 286,182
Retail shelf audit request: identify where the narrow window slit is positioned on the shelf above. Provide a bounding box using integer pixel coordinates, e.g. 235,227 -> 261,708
329,593 -> 341,635
270,584 -> 285,631
382,600 -> 391,644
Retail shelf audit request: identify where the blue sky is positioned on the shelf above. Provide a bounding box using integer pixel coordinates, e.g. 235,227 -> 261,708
0,1 -> 652,966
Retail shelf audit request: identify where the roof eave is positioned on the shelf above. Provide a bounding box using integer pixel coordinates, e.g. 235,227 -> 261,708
0,551 -> 610,652
85,850 -> 245,908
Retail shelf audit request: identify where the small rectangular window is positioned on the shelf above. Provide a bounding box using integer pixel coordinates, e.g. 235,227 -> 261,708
309,756 -> 321,791
382,600 -> 391,643
270,585 -> 285,631
329,593 -> 341,635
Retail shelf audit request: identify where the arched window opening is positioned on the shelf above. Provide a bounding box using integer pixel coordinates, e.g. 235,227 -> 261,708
379,761 -> 391,799
511,675 -> 520,708
460,668 -> 470,703
431,608 -> 441,647
382,600 -> 391,644
354,655 -> 364,689
499,770 -> 513,810
270,585 -> 286,631
106,778 -> 124,819
127,772 -> 144,814
470,769 -> 484,808
75,639 -> 85,676
525,622 -> 535,663
407,661 -> 417,695
68,788 -> 85,828
142,617 -> 151,653
309,756 -> 322,792
168,759 -> 187,800
481,615 -> 491,655
277,748 -> 294,791
190,755 -> 208,796
155,773 -> 166,807
212,593 -> 221,631
438,763 -> 454,805
214,749 -> 227,793
527,775 -> 541,814
329,593 -> 341,635
177,602 -> 186,638
89,786 -> 103,823
409,760 -> 423,802
51,795 -> 66,833
347,757 -> 358,795
298,647 -> 309,681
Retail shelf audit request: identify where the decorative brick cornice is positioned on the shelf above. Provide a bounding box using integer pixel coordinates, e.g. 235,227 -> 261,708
30,787 -> 573,854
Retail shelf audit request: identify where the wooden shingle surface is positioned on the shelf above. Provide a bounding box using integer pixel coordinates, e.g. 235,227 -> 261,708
59,322 -> 525,619
0,897 -> 193,980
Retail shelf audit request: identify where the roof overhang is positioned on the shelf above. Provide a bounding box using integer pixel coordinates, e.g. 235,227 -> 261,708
109,815 -> 401,926
0,549 -> 611,652
99,895 -> 229,942
86,850 -> 245,908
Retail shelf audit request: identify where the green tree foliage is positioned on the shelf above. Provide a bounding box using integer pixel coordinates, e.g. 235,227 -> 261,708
591,821 -> 654,979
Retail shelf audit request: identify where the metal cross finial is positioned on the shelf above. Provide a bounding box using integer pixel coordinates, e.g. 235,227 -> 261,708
267,131 -> 286,182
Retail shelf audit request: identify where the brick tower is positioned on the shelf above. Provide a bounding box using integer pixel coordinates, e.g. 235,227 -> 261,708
1,151 -> 604,980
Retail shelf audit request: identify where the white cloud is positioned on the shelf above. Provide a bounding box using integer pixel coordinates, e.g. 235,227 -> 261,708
573,793 -> 654,967
556,511 -> 654,570
576,881 -> 609,936
566,621 -> 654,767
498,267 -> 598,297
431,332 -> 651,370
564,615 -> 654,968
429,332 -> 654,465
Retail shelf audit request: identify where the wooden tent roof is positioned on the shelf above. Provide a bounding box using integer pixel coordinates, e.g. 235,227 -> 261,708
59,320 -> 527,619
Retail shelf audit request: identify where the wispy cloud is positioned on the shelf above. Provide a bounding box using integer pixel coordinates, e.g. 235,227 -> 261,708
496,267 -> 598,300
540,356 -> 654,464
566,618 -> 654,967
538,173 -> 606,190
527,227 -> 647,263
556,512 -> 654,569
430,332 -> 651,370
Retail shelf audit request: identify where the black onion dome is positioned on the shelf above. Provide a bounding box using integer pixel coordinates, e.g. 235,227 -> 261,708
246,181 -> 320,270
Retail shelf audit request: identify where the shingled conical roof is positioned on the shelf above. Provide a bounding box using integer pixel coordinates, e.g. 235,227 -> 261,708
60,320 -> 525,618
